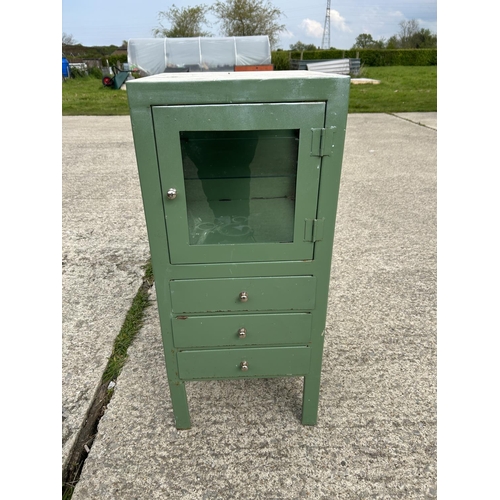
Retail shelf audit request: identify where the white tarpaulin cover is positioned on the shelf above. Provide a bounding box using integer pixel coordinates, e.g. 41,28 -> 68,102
127,36 -> 271,75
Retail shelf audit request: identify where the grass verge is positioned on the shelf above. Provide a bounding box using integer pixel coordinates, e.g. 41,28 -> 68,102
62,76 -> 130,115
348,66 -> 436,113
62,66 -> 436,115
62,260 -> 154,499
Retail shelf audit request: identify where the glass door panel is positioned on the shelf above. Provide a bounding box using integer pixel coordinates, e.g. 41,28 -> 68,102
180,129 -> 299,245
152,102 -> 325,264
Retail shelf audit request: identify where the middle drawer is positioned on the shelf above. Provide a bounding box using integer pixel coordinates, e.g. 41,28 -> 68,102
172,313 -> 312,348
170,276 -> 316,314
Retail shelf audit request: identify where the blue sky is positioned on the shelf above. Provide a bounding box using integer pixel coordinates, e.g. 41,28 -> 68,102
62,0 -> 437,50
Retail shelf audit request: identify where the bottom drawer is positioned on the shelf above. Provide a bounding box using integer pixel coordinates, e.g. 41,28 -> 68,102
177,346 -> 311,380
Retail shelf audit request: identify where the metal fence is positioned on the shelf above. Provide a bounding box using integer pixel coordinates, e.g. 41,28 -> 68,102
291,58 -> 361,76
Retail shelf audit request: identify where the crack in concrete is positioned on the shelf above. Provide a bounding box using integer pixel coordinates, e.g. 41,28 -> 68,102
62,271 -> 154,498
389,113 -> 437,130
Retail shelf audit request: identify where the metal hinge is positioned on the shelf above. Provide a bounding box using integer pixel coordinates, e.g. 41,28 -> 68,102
310,126 -> 337,157
304,218 -> 325,242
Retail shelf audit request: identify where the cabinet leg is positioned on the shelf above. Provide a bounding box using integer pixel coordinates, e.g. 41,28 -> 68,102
169,380 -> 191,429
301,374 -> 321,426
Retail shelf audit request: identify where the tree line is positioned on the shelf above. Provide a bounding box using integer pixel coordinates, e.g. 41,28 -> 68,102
290,20 -> 436,51
351,20 -> 437,50
155,4 -> 435,52
64,1 -> 436,53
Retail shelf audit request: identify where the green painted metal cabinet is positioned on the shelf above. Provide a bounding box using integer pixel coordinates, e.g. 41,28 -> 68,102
127,71 -> 349,429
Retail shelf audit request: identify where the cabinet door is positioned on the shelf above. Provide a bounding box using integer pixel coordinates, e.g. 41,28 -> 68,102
152,102 -> 325,264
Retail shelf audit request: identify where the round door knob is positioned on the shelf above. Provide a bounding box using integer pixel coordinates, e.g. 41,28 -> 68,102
240,361 -> 249,371
237,328 -> 247,339
239,291 -> 249,302
167,188 -> 177,200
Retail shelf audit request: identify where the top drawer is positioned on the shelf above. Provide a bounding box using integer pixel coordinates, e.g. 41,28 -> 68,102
170,276 -> 316,313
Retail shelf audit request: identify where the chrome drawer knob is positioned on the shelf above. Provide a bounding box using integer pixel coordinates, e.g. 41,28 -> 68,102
237,328 -> 247,339
239,291 -> 249,302
240,361 -> 249,371
167,188 -> 177,200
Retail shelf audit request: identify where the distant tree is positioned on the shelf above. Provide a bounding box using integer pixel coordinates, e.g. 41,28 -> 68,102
289,41 -> 318,51
351,33 -> 387,49
153,5 -> 211,37
386,35 -> 399,49
385,20 -> 437,49
62,33 -> 77,45
352,33 -> 373,48
398,19 -> 420,48
212,0 -> 286,49
410,28 -> 437,48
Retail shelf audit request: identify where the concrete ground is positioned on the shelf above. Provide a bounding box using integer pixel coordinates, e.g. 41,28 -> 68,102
63,112 -> 437,499
62,117 -> 150,467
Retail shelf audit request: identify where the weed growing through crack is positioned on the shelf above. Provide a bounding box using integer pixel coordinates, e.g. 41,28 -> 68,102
102,260 -> 154,384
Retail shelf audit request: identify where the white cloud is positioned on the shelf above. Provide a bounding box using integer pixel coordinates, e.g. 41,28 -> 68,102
330,10 -> 351,33
300,19 -> 324,39
389,10 -> 405,19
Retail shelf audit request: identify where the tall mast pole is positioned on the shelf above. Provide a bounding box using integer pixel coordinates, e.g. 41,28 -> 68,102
321,0 -> 331,49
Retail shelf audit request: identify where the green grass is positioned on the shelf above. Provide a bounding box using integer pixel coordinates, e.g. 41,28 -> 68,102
101,260 -> 153,383
62,66 -> 436,115
348,66 -> 436,113
62,76 -> 130,115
